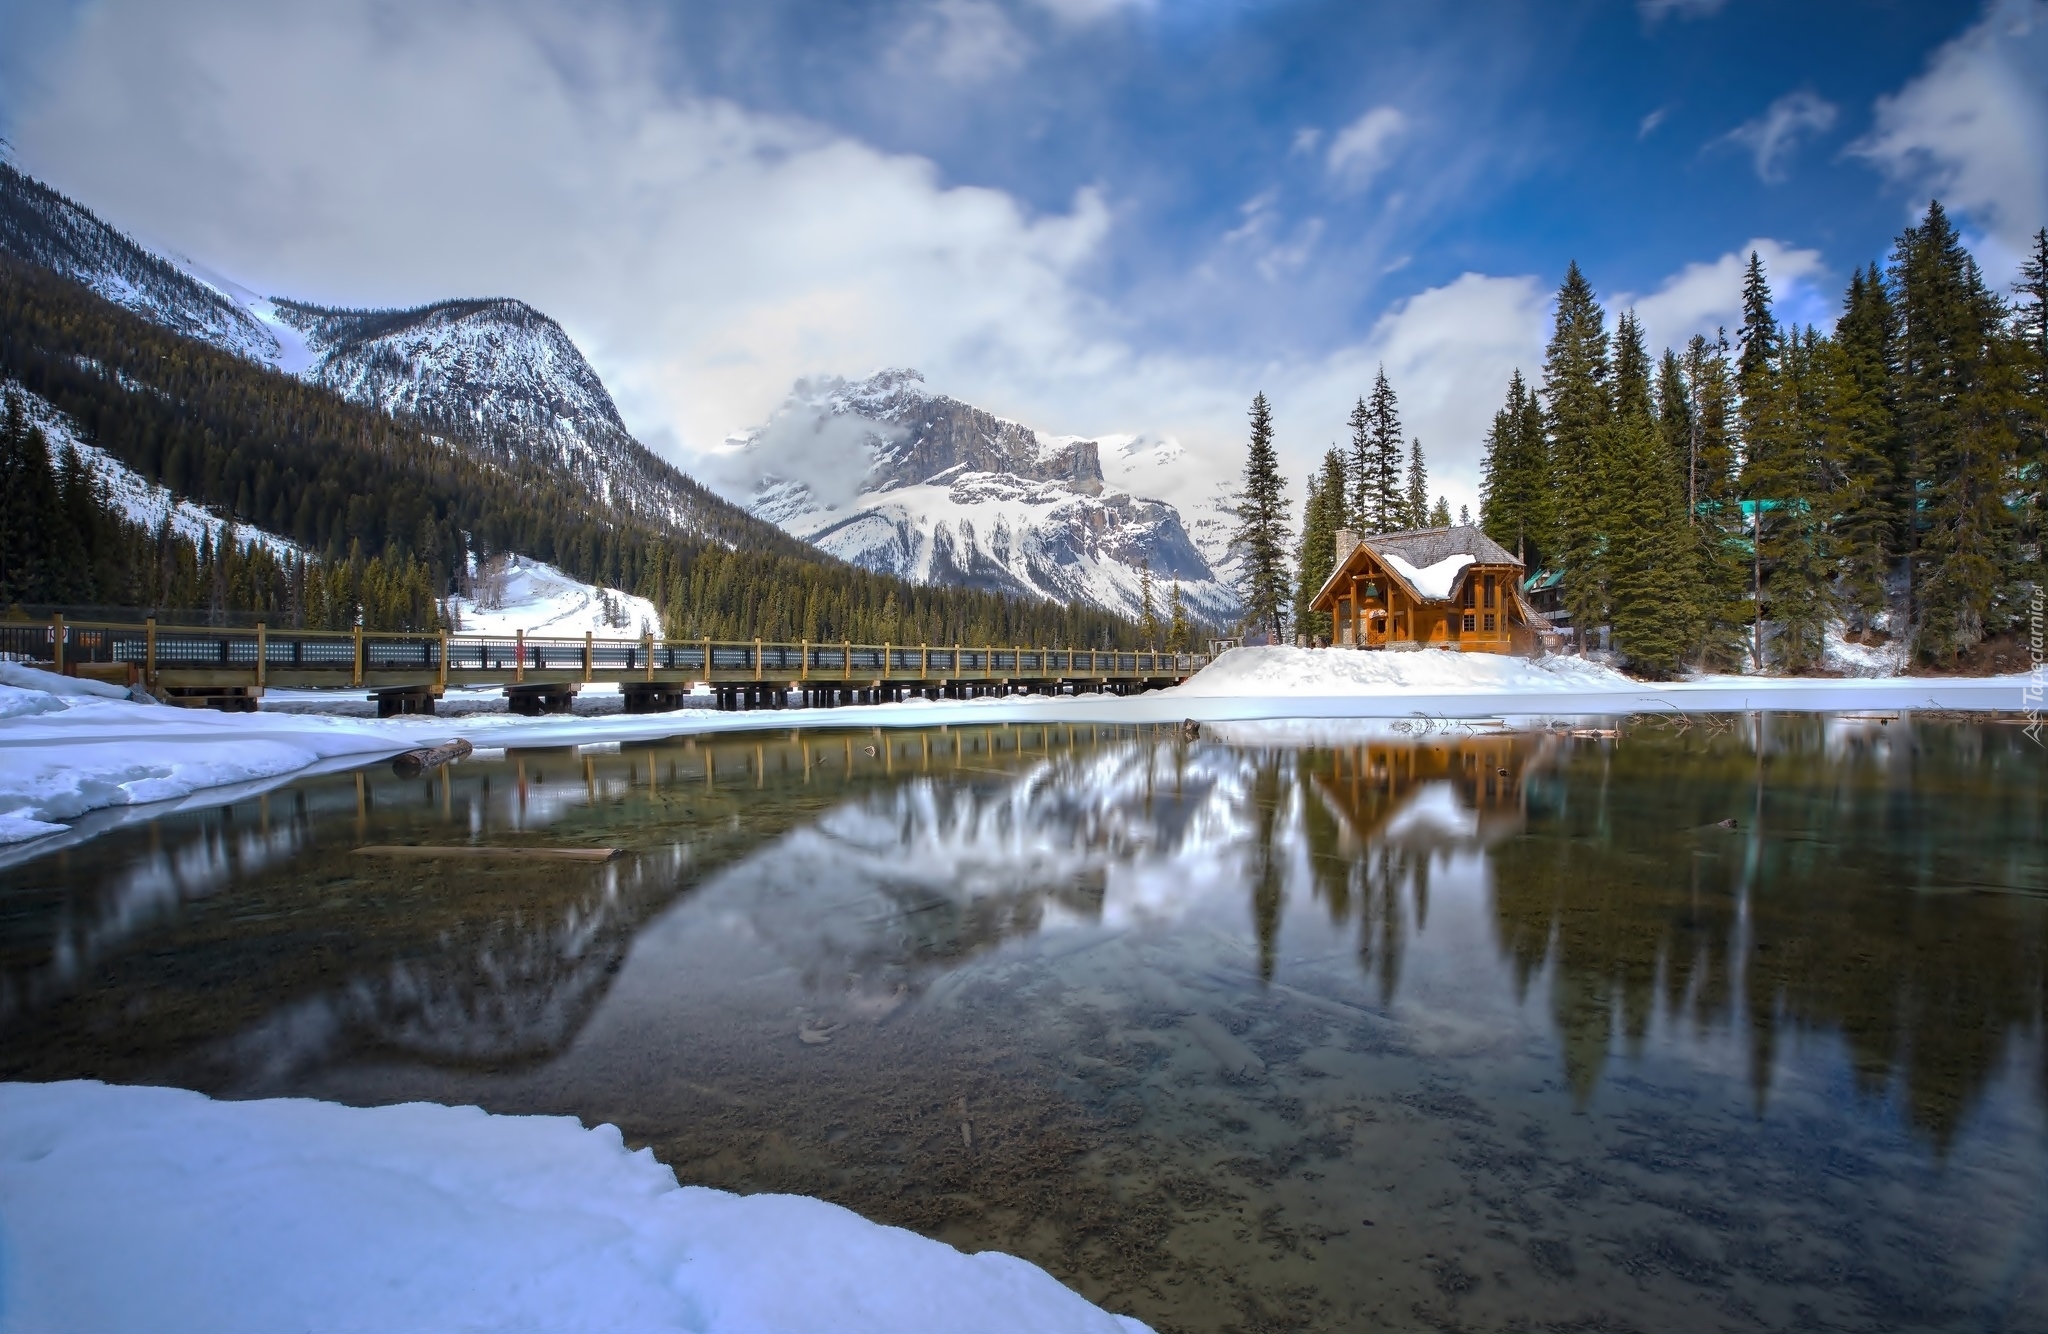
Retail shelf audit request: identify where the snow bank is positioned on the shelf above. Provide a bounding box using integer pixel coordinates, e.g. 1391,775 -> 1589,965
0,677 -> 407,844
1381,552 -> 1472,600
0,1081 -> 1150,1334
449,555 -> 661,637
1174,646 -> 1637,697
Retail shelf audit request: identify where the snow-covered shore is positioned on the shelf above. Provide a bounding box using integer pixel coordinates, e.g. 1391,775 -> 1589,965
0,1081 -> 1150,1334
1,649 -> 2035,851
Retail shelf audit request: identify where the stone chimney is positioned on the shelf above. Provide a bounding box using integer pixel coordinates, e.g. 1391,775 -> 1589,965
1331,529 -> 1359,578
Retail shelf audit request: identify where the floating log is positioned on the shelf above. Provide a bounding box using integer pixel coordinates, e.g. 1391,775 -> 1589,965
353,845 -> 622,862
390,738 -> 474,777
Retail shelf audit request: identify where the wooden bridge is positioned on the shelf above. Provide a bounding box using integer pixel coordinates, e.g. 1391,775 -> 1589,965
5,614 -> 1210,714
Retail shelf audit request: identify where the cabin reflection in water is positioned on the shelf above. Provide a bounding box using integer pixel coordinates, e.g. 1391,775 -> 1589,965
1306,733 -> 1540,855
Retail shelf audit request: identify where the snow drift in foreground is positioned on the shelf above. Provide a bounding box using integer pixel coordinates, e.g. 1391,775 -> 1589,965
1174,646 -> 1640,697
0,1081 -> 1150,1334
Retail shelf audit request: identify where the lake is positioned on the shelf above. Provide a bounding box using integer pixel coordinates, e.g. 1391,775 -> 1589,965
3,717 -> 2043,1332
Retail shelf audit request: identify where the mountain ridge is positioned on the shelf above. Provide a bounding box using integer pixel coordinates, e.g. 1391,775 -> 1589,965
738,369 -> 1239,627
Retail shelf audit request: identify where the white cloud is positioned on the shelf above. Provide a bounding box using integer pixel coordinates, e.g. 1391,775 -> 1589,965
1325,106 -> 1408,193
1638,0 -> 1727,22
1028,0 -> 1152,24
1851,0 -> 2048,253
1718,90 -> 1839,183
3,0 -> 1539,528
1617,239 -> 1831,352
1289,126 -> 1322,156
892,0 -> 1031,83
1638,107 -> 1668,140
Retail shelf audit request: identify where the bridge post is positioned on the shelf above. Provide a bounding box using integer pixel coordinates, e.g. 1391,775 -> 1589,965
843,640 -> 851,682
439,629 -> 450,691
514,630 -> 525,684
352,624 -> 364,687
644,631 -> 654,683
256,623 -> 266,690
145,617 -> 156,688
52,614 -> 64,675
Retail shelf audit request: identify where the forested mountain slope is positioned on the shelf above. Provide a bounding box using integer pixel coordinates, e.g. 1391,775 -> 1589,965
0,255 -> 1142,646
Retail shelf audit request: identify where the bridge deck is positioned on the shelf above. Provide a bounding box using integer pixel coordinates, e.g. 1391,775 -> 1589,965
6,617 -> 1208,710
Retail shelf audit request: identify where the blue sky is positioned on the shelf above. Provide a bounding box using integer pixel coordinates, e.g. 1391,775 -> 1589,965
1,0 -> 2043,518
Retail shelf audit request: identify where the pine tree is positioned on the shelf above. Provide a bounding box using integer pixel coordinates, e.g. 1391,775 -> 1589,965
1894,201 -> 2024,660
1542,262 -> 1614,646
1167,581 -> 1191,652
1345,396 -> 1371,528
1231,392 -> 1294,643
1294,447 -> 1347,641
1603,409 -> 1700,676
1823,264 -> 1903,636
1137,559 -> 1160,647
1680,331 -> 1749,667
1602,313 -> 1701,673
1436,499 -> 1455,527
1478,369 -> 1550,566
1352,368 -> 1405,532
1736,252 -> 1782,669
2013,227 -> 2047,600
1403,439 -> 1429,528
1655,348 -> 1692,487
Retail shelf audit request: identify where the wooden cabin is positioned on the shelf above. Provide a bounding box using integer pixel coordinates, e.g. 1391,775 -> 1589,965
1308,525 -> 1538,654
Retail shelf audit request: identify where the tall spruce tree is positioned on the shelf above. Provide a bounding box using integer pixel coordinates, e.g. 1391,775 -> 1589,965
1167,581 -> 1190,652
1655,347 -> 1693,495
1823,264 -> 1903,636
1345,396 -> 1372,528
1604,314 -> 1700,673
1353,368 -> 1406,532
1679,330 -> 1749,667
1893,201 -> 2024,660
1435,498 -> 1455,527
1736,251 -> 1782,668
2013,228 -> 2047,599
1403,439 -> 1430,528
1294,447 -> 1347,641
1541,262 -> 1613,646
1231,392 -> 1294,642
1138,559 -> 1160,647
1478,369 -> 1550,566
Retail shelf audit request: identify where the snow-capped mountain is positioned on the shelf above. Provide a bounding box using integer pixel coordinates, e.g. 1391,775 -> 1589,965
738,370 -> 1240,625
264,297 -> 735,533
0,162 -> 281,363
0,163 -> 795,556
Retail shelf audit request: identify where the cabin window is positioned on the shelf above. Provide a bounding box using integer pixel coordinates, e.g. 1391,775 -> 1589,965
1483,613 -> 1496,632
1462,614 -> 1476,632
1461,579 -> 1476,609
1484,575 -> 1496,608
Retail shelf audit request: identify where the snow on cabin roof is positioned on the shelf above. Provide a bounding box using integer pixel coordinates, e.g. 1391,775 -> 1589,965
1313,524 -> 1521,608
1366,524 -> 1521,571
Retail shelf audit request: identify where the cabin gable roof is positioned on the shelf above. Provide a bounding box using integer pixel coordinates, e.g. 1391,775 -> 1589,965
1311,524 -> 1523,609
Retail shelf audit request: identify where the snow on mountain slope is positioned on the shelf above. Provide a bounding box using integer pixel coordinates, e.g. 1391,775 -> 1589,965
7,382 -> 305,560
447,555 -> 660,637
735,370 -> 1240,626
0,163 -> 281,363
0,164 -> 796,557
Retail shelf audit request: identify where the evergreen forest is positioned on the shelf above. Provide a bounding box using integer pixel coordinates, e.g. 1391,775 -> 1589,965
1235,200 -> 2044,675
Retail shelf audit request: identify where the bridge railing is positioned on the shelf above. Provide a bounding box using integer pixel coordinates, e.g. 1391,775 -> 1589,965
2,615 -> 1211,689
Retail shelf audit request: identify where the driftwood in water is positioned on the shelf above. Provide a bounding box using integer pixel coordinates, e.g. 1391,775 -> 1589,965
391,738 -> 474,777
354,845 -> 622,862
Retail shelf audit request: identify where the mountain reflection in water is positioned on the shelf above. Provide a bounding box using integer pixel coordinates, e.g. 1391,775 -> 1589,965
2,718 -> 2043,1332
